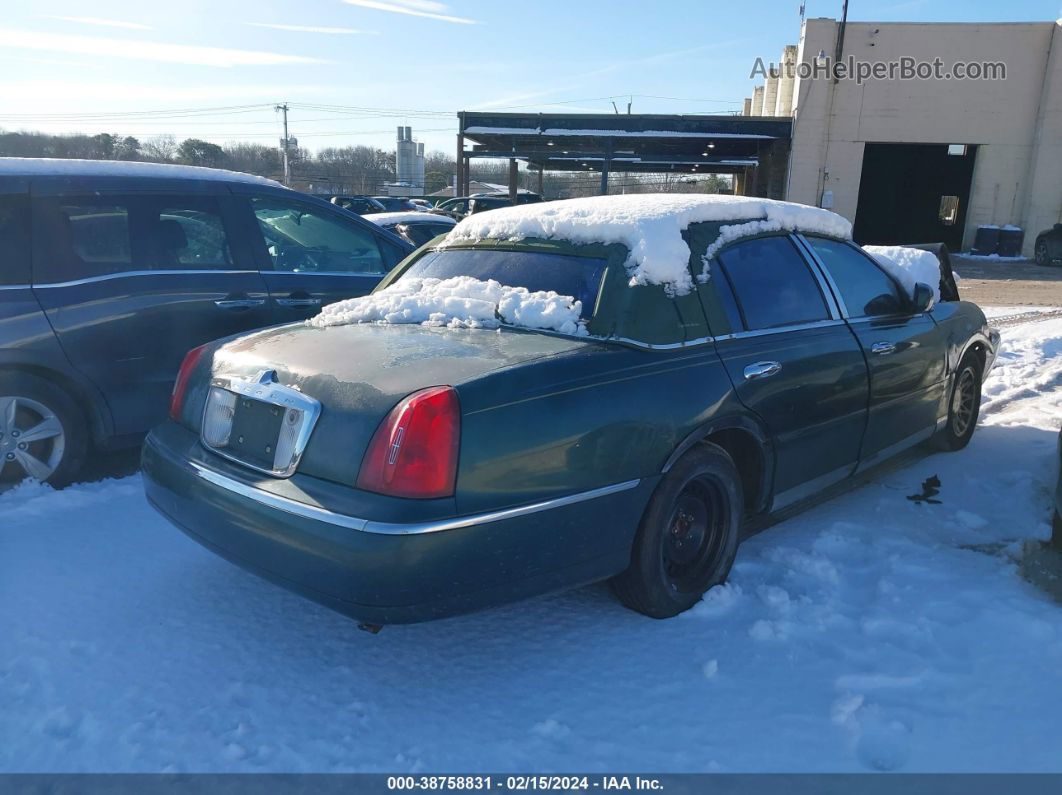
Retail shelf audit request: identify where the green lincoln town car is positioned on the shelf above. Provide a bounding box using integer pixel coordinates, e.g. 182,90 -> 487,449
142,194 -> 999,624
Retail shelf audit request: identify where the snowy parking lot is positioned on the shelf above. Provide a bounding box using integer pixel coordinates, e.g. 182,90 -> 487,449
4,316 -> 1062,773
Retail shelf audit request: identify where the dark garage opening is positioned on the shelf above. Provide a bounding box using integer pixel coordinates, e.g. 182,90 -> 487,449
853,143 -> 977,251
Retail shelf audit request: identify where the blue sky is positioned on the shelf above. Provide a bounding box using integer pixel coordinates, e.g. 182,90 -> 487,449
1,0 -> 1058,155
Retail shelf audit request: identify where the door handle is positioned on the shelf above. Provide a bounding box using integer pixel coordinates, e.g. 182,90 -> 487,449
743,361 -> 782,380
871,341 -> 896,355
214,298 -> 265,310
276,297 -> 322,307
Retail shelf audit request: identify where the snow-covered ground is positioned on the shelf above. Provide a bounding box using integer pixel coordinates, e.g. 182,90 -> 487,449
3,319 -> 1062,773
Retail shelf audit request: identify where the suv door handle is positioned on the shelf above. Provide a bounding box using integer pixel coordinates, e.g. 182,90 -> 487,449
214,298 -> 265,310
743,361 -> 782,380
275,297 -> 322,307
871,342 -> 896,355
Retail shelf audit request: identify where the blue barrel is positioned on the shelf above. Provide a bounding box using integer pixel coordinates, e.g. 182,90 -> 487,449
972,225 -> 999,255
997,226 -> 1024,258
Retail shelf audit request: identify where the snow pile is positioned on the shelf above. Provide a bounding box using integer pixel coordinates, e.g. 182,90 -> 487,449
364,211 -> 456,227
863,245 -> 942,302
308,275 -> 587,336
442,194 -> 852,295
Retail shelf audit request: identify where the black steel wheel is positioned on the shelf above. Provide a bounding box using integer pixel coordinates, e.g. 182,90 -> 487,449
612,443 -> 741,618
934,353 -> 982,451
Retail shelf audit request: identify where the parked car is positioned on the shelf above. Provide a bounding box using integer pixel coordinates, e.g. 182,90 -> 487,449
0,158 -> 413,487
1034,223 -> 1062,266
325,195 -> 386,215
432,196 -> 472,220
365,211 -> 457,247
143,195 -> 998,625
371,196 -> 421,213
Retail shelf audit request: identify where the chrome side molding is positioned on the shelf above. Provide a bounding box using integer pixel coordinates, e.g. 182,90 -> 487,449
189,460 -> 641,536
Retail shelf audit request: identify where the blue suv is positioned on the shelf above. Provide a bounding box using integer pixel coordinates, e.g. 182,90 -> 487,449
0,158 -> 413,486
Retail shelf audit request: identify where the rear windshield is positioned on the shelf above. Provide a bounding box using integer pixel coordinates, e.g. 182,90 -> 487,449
399,248 -> 607,319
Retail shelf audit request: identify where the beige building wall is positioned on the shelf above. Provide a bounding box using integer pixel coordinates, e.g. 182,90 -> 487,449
785,18 -> 1062,255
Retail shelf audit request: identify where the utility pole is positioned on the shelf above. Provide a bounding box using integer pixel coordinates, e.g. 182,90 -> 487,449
275,103 -> 291,185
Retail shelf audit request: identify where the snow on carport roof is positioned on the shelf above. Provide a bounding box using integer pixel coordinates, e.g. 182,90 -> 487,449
441,193 -> 852,295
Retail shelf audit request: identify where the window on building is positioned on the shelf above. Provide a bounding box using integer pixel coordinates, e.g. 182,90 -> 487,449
947,144 -> 968,156
939,195 -> 960,226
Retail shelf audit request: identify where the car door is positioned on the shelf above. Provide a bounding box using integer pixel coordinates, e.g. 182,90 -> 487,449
798,235 -> 948,466
235,191 -> 408,323
30,188 -> 274,436
704,234 -> 870,510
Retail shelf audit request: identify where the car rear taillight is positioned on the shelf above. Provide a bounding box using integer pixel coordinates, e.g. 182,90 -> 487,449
169,344 -> 208,422
357,386 -> 460,499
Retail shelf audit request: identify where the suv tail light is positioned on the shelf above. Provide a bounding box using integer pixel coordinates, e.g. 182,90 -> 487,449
169,344 -> 208,421
357,386 -> 460,499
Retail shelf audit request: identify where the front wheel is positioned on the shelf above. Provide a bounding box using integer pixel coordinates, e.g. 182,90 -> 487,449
611,444 -> 742,618
934,354 -> 982,451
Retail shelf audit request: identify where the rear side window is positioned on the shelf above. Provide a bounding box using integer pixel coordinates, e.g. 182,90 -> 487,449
33,198 -> 138,282
33,195 -> 236,283
805,236 -> 905,317
716,236 -> 829,331
0,195 -> 31,285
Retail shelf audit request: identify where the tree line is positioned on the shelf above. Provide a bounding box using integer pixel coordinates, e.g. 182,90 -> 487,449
0,129 -> 729,198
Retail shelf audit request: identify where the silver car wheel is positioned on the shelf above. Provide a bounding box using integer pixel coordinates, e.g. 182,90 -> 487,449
0,395 -> 66,483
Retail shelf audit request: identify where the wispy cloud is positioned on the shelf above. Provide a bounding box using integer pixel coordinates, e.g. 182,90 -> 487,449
46,15 -> 153,31
341,0 -> 477,25
0,29 -> 326,67
472,39 -> 749,111
247,22 -> 378,35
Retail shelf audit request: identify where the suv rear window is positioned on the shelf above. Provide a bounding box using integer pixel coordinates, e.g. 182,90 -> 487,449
399,248 -> 607,319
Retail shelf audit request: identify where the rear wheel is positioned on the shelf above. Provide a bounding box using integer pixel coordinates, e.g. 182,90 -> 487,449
611,444 -> 741,618
0,372 -> 88,488
934,353 -> 982,451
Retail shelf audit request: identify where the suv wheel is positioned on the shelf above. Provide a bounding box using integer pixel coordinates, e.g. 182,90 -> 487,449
934,353 -> 982,451
611,443 -> 742,618
0,372 -> 88,488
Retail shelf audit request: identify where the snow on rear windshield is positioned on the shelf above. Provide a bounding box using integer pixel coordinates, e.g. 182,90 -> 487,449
309,275 -> 588,336
399,248 -> 606,320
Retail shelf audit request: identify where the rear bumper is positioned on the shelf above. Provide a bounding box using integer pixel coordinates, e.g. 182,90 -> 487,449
142,422 -> 649,624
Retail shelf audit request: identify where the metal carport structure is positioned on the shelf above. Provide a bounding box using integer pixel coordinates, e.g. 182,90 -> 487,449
456,111 -> 792,201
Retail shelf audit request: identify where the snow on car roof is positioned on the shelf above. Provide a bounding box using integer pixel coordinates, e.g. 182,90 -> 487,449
0,157 -> 282,186
364,211 -> 457,227
442,193 -> 852,295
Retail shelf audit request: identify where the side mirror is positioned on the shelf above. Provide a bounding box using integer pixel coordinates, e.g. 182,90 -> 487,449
912,282 -> 935,313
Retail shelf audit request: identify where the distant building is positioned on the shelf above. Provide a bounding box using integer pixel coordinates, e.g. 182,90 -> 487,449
383,126 -> 426,196
744,18 -> 1062,255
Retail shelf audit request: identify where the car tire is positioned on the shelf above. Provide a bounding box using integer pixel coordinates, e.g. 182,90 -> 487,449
0,372 -> 88,488
1035,240 -> 1051,267
933,353 -> 982,452
611,443 -> 742,619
